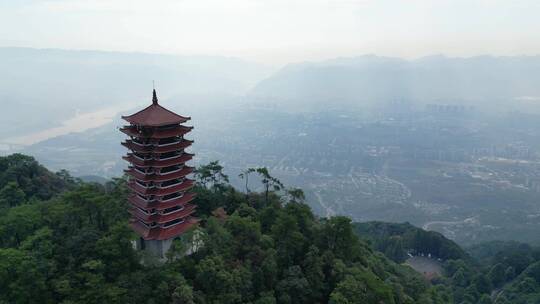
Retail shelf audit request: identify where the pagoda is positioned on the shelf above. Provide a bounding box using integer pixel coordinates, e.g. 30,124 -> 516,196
121,89 -> 198,257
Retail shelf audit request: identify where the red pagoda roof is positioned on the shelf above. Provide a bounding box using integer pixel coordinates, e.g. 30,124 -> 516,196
130,204 -> 197,224
120,125 -> 193,139
121,139 -> 193,154
122,153 -> 193,168
122,90 -> 190,126
128,192 -> 197,210
130,217 -> 199,240
127,179 -> 195,196
125,166 -> 194,181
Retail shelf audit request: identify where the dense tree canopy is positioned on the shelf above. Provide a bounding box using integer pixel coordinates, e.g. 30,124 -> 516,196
1,155 -> 539,303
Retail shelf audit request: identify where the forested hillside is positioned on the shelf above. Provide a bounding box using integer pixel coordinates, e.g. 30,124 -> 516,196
357,222 -> 540,304
0,154 -> 76,208
354,222 -> 468,263
0,155 -> 449,303
1,154 -> 540,303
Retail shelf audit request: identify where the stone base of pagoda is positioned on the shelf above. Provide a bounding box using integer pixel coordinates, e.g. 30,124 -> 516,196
130,217 -> 200,260
135,237 -> 173,259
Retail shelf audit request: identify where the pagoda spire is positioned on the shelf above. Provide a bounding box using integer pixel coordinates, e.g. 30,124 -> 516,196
152,89 -> 158,105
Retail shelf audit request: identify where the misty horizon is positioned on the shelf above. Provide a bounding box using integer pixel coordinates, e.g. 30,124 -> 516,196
2,0 -> 540,65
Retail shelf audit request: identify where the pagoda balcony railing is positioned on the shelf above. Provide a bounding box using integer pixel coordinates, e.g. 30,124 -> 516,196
128,179 -> 195,196
133,179 -> 184,190
140,221 -> 158,228
135,180 -> 151,188
131,153 -> 152,162
133,192 -> 186,203
136,194 -> 156,203
121,125 -> 192,139
157,140 -> 182,147
162,205 -> 185,215
124,153 -> 193,168
132,196 -> 184,205
159,166 -> 184,175
159,180 -> 185,189
163,218 -> 185,228
130,139 -> 183,148
133,167 -> 154,175
158,153 -> 183,161
129,152 -> 183,162
160,192 -> 184,202
135,166 -> 188,176
134,205 -> 184,216
136,206 -> 157,215
138,218 -> 185,229
131,140 -> 153,147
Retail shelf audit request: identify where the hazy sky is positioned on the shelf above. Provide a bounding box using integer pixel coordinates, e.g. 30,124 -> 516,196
1,0 -> 539,64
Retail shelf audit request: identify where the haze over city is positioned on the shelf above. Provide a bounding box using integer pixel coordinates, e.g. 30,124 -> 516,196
2,0 -> 540,64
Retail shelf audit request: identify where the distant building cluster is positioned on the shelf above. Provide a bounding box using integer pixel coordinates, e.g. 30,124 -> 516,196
425,104 -> 475,114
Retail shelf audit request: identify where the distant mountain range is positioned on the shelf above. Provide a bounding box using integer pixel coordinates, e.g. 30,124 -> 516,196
0,47 -> 273,139
249,55 -> 540,110
3,48 -> 540,140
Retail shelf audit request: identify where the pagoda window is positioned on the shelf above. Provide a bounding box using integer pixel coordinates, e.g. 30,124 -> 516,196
133,166 -> 148,174
159,151 -> 180,160
158,137 -> 181,146
162,205 -> 184,215
141,221 -> 157,228
161,192 -> 183,201
161,179 -> 181,188
160,165 -> 182,174
137,194 -> 153,201
163,218 -> 185,228
136,180 -> 155,188
133,152 -> 152,161
132,138 -> 152,146
136,206 -> 156,215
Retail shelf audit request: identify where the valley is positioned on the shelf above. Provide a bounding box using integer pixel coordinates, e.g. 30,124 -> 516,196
11,102 -> 540,246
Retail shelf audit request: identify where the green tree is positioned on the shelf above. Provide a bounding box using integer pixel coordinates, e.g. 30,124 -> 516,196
0,248 -> 48,303
488,263 -> 506,287
478,294 -> 492,304
286,187 -> 305,204
195,161 -> 229,190
302,245 -> 326,302
504,266 -> 516,281
239,168 -> 256,193
319,217 -> 361,261
276,265 -> 310,304
253,167 -> 284,204
0,181 -> 25,208
171,276 -> 195,304
452,268 -> 468,287
473,274 -> 493,295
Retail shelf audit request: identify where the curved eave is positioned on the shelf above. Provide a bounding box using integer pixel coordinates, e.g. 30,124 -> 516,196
130,204 -> 197,224
130,217 -> 200,240
125,166 -> 194,181
128,192 -> 197,210
121,140 -> 193,153
122,153 -> 193,168
128,179 -> 195,196
120,126 -> 193,139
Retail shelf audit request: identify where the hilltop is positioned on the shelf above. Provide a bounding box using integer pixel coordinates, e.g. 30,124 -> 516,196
1,154 -> 540,303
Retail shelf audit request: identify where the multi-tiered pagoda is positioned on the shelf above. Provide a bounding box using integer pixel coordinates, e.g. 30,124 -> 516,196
121,90 -> 198,257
